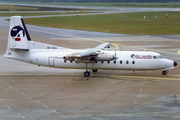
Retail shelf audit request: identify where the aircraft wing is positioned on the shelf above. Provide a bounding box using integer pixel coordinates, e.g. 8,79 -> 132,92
63,42 -> 115,63
94,42 -> 110,49
77,43 -> 110,57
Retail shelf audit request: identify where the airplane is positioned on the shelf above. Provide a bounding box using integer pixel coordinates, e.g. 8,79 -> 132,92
3,16 -> 177,77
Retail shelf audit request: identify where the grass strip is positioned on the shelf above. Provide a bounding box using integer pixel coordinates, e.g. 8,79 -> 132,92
23,11 -> 180,35
0,4 -> 83,11
0,5 -> 38,11
0,11 -> 91,17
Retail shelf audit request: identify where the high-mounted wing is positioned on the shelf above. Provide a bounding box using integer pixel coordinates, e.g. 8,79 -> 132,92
77,42 -> 110,57
94,42 -> 110,49
63,43 -> 115,63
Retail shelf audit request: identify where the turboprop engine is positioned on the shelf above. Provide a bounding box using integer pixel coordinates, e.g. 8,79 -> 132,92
63,51 -> 115,63
63,52 -> 79,62
95,51 -> 115,61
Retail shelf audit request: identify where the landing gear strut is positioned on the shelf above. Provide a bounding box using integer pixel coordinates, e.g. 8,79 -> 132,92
84,63 -> 98,77
84,63 -> 90,77
162,70 -> 169,75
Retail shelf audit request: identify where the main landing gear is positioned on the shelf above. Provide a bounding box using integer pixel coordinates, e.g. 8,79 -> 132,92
92,69 -> 98,72
84,71 -> 91,77
84,69 -> 98,77
162,70 -> 169,75
84,63 -> 98,77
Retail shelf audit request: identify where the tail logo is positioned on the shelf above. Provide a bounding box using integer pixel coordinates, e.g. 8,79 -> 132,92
11,26 -> 25,41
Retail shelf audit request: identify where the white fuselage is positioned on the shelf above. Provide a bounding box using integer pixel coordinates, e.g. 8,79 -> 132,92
3,16 -> 177,77
7,49 -> 174,71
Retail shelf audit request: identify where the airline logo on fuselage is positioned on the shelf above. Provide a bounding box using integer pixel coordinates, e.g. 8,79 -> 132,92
131,54 -> 152,59
11,26 -> 25,41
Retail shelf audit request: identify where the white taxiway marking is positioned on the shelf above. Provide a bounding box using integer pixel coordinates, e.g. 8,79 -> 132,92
18,113 -> 25,119
5,105 -> 11,109
63,115 -> 68,119
140,88 -> 142,92
53,110 -> 58,114
28,97 -> 32,100
44,105 -> 49,108
15,89 -> 19,92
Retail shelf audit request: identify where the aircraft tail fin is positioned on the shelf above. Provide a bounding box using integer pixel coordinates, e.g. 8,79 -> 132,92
7,16 -> 31,50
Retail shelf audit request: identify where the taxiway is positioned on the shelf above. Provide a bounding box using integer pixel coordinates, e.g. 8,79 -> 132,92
0,4 -> 180,120
0,27 -> 180,120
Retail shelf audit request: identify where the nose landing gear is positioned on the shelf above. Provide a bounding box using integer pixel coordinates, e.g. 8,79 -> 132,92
162,70 -> 169,75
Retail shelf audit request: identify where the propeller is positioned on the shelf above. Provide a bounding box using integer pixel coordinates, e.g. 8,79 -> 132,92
113,49 -> 117,64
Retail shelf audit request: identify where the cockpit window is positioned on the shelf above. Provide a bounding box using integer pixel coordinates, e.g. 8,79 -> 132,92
153,56 -> 157,59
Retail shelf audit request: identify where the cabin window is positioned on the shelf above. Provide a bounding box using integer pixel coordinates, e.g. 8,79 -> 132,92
120,60 -> 123,64
157,56 -> 162,59
153,56 -> 162,59
153,56 -> 157,59
132,60 -> 135,64
126,60 -> 129,64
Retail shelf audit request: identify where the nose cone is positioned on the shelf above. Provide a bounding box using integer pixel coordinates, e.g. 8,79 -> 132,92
174,61 -> 177,67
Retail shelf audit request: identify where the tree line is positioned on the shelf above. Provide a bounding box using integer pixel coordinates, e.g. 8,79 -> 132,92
0,0 -> 180,2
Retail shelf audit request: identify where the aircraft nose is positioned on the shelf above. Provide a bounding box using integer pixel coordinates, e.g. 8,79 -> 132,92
174,61 -> 177,67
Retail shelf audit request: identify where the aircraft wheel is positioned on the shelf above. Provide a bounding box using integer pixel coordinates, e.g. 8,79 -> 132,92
92,69 -> 98,72
162,70 -> 168,75
84,71 -> 90,77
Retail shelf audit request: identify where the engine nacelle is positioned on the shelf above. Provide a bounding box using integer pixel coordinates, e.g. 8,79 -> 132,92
63,56 -> 74,61
95,52 -> 115,61
75,58 -> 91,63
63,51 -> 115,63
63,52 -> 79,61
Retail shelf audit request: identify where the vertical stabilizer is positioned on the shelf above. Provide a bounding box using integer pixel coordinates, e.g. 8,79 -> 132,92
8,16 -> 31,50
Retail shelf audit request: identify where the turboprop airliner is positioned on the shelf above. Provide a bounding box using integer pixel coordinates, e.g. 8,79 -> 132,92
3,16 -> 177,77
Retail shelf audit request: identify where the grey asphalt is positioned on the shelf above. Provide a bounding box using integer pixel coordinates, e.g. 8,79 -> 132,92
0,3 -> 180,120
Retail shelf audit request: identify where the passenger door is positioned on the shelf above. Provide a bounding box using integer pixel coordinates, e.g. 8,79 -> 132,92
48,57 -> 54,66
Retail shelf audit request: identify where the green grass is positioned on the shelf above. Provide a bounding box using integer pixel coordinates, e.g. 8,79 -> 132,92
23,11 -> 180,35
0,5 -> 38,11
0,4 -> 83,11
47,2 -> 180,8
0,11 -> 91,17
0,4 -> 91,16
